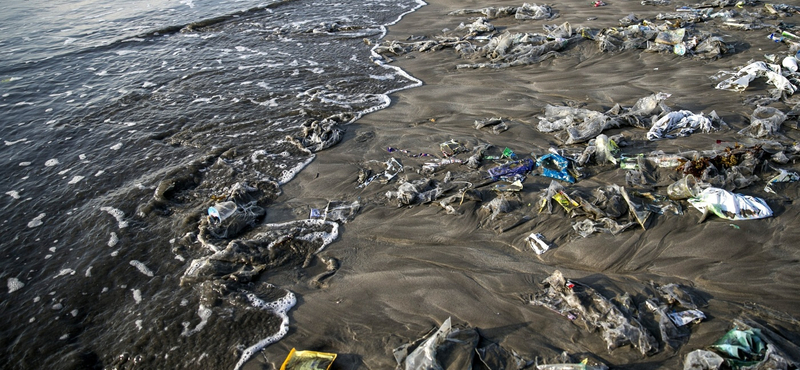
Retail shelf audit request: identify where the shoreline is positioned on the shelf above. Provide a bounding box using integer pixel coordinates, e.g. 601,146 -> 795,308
255,0 -> 800,369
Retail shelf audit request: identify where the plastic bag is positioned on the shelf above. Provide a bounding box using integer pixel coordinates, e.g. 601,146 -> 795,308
738,106 -> 787,138
710,328 -> 766,368
764,168 -> 800,194
488,158 -> 535,180
529,270 -> 658,355
594,134 -> 619,165
647,110 -> 713,140
683,349 -> 724,370
688,187 -> 772,221
280,348 -> 337,370
714,62 -> 796,94
537,153 -> 576,183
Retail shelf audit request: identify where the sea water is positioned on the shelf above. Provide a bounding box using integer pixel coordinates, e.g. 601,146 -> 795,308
0,0 -> 423,368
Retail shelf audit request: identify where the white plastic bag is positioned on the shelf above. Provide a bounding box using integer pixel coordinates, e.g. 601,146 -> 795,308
688,187 -> 772,221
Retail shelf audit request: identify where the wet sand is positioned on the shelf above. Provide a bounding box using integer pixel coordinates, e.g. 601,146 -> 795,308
256,0 -> 800,368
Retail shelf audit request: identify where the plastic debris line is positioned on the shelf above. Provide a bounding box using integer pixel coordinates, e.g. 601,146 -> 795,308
280,348 -> 337,370
688,187 -> 773,222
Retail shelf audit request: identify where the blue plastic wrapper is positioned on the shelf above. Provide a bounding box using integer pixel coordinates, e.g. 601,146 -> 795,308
487,158 -> 535,180
536,153 -> 576,183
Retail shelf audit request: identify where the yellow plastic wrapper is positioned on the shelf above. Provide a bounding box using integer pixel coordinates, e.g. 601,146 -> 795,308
280,348 -> 337,370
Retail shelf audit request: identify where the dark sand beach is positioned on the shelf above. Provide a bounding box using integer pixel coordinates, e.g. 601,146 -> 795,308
255,1 -> 800,368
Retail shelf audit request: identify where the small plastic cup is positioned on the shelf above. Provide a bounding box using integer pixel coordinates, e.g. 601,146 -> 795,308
667,175 -> 698,200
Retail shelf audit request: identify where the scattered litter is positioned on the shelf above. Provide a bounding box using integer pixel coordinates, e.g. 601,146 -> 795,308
647,110 -> 718,141
526,232 -> 551,255
668,310 -> 706,327
280,348 -> 336,370
714,61 -> 796,96
488,158 -> 535,181
537,153 -> 576,183
475,117 -> 509,134
394,317 -> 532,370
764,168 -> 800,194
738,106 -> 787,138
684,349 -> 725,370
688,187 -> 772,222
527,270 -> 658,355
440,139 -> 467,157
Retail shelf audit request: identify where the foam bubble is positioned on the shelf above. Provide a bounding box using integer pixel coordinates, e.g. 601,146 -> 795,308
110,143 -> 122,150
44,159 -> 59,167
234,290 -> 296,370
54,269 -> 76,278
100,207 -> 128,228
132,289 -> 142,304
135,319 -> 143,331
108,232 -> 119,247
94,170 -> 104,177
181,305 -> 212,336
85,266 -> 93,277
6,191 -> 20,199
129,260 -> 154,277
4,138 -> 27,146
27,213 -> 45,228
278,155 -> 315,185
19,162 -> 31,166
67,175 -> 84,184
7,277 -> 24,293
59,334 -> 69,340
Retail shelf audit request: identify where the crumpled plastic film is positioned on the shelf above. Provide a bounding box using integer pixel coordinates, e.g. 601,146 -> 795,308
386,179 -> 443,206
683,349 -> 724,370
764,168 -> 800,194
688,187 -> 772,221
537,153 -> 576,183
738,106 -> 787,138
528,270 -> 658,356
647,110 -> 715,140
714,61 -> 797,95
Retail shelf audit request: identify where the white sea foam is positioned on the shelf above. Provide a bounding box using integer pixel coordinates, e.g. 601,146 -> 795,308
110,143 -> 122,150
7,277 -> 24,293
233,290 -> 296,370
6,191 -> 20,199
181,305 -> 212,336
4,138 -> 27,146
44,158 -> 59,167
132,289 -> 142,304
108,232 -> 118,247
54,269 -> 76,278
27,213 -> 45,228
100,207 -> 128,228
85,266 -> 93,277
67,175 -> 84,184
19,162 -> 31,166
129,260 -> 154,277
278,154 -> 315,185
